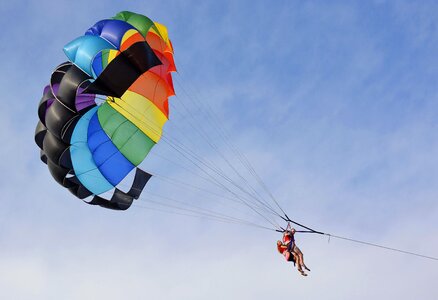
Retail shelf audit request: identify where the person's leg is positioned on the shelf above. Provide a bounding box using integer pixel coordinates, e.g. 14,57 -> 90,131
294,246 -> 310,273
300,255 -> 310,271
285,251 -> 291,261
297,258 -> 307,276
298,248 -> 310,271
292,250 -> 304,274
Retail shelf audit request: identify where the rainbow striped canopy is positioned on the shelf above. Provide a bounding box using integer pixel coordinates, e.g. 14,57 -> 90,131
35,11 -> 176,210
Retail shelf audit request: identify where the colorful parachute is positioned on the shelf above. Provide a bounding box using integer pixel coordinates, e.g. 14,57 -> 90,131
35,11 -> 176,210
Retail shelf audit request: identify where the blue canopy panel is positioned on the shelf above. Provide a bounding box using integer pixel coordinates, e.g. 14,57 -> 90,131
91,51 -> 105,78
87,112 -> 135,186
63,35 -> 116,77
85,19 -> 136,49
70,107 -> 114,195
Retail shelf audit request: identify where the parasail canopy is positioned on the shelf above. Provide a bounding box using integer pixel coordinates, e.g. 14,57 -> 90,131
35,11 -> 176,210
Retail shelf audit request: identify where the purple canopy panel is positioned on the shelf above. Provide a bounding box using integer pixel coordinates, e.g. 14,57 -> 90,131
76,86 -> 96,111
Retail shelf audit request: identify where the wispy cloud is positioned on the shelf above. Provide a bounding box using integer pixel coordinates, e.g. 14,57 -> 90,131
0,1 -> 437,299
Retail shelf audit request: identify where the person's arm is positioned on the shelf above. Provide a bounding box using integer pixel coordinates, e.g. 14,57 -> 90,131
277,242 -> 288,253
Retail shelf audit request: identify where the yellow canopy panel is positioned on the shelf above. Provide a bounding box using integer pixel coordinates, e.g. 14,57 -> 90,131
107,90 -> 168,142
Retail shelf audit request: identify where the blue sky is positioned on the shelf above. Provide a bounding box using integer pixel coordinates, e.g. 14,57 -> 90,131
1,1 -> 437,299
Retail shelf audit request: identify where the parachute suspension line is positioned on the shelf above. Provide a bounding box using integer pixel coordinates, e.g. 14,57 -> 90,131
231,146 -> 288,217
78,165 -> 275,231
138,204 -> 259,228
145,191 -> 256,224
164,112 -> 278,217
156,143 -> 283,229
89,171 -> 277,231
144,197 -> 262,227
95,94 -> 280,219
103,98 -> 284,228
170,99 -> 285,222
170,93 -> 283,218
163,101 -> 284,220
151,166 -> 272,217
172,79 -> 277,206
172,73 -> 288,218
79,170 -> 277,231
153,132 -> 282,227
140,192 -> 276,230
78,105 -> 282,229
132,203 -> 277,232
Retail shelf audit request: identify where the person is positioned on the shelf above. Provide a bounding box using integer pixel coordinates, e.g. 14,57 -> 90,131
281,227 -> 310,276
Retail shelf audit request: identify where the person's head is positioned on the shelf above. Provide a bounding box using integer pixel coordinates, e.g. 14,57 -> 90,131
277,240 -> 282,246
290,228 -> 296,234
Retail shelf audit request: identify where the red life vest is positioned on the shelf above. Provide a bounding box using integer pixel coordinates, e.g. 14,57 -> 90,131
282,232 -> 292,244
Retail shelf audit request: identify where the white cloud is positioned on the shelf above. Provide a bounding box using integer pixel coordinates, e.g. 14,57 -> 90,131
0,1 -> 437,299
